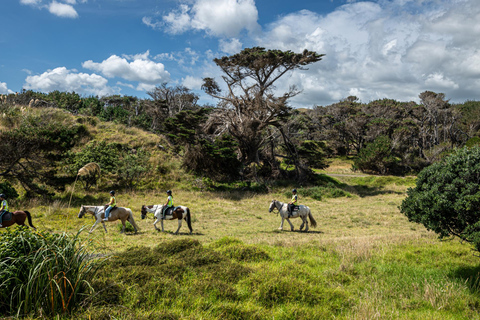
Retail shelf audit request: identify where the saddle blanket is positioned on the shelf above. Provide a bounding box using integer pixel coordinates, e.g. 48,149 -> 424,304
1,211 -> 12,221
165,206 -> 181,216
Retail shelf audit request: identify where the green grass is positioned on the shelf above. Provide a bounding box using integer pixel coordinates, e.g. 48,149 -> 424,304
3,174 -> 480,319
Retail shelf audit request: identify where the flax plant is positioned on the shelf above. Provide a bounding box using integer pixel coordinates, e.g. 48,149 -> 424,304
0,227 -> 102,317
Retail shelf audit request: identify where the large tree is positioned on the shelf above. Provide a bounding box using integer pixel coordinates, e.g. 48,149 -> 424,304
202,47 -> 324,180
400,146 -> 480,251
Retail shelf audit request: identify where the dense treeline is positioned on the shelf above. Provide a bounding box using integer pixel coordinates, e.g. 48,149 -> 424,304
1,48 -> 479,197
1,88 -> 479,186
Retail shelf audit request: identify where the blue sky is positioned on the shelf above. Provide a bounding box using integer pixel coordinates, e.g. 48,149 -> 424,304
1,0 -> 479,107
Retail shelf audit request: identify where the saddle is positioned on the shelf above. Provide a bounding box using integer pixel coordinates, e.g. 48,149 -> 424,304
1,211 -> 12,221
292,205 -> 299,212
164,206 -> 181,216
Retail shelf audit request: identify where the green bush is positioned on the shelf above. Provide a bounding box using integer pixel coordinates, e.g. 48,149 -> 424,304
400,146 -> 480,251
354,135 -> 398,174
0,227 -> 101,317
0,181 -> 19,199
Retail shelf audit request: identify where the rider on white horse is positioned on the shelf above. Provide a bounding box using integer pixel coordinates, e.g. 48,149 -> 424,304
103,190 -> 116,221
288,189 -> 297,218
162,190 -> 174,219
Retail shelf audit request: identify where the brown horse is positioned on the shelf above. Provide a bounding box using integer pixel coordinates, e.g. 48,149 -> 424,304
0,210 -> 36,229
78,205 -> 139,234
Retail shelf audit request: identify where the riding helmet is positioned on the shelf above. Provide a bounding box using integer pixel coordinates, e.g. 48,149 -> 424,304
292,189 -> 297,193
166,190 -> 172,195
0,194 -> 5,199
110,190 -> 115,195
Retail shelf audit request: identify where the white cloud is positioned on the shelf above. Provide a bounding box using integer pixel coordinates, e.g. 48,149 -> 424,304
219,38 -> 242,54
161,4 -> 192,34
20,0 -> 81,18
182,76 -> 203,90
48,1 -> 78,18
82,53 -> 170,86
153,48 -> 200,66
146,0 -> 260,38
142,16 -> 163,30
24,67 -> 115,96
252,0 -> 480,106
0,82 -> 14,94
424,72 -> 459,90
20,0 -> 42,5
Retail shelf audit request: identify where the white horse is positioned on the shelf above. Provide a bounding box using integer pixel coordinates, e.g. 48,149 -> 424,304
268,199 -> 317,232
78,205 -> 139,234
141,204 -> 193,234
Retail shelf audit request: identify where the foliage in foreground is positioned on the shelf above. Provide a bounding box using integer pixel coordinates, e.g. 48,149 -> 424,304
401,146 -> 480,251
0,227 -> 101,317
74,237 -> 480,320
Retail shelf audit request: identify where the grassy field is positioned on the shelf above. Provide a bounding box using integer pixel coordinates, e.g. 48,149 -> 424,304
4,159 -> 480,319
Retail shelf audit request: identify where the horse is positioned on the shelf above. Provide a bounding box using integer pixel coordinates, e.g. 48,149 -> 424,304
268,199 -> 317,232
0,210 -> 36,229
141,204 -> 192,234
78,205 -> 139,234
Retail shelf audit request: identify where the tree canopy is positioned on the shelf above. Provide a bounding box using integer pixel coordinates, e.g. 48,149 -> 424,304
202,47 -> 324,181
400,146 -> 480,251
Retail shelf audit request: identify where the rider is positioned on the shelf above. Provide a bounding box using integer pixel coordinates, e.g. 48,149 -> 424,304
103,190 -> 116,221
288,189 -> 297,218
0,194 -> 8,227
162,190 -> 174,219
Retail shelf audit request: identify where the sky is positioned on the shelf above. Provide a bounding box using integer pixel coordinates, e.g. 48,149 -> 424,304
1,0 -> 480,108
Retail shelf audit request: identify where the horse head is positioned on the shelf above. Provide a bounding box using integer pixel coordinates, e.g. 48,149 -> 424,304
78,205 -> 86,218
269,200 -> 277,213
141,205 -> 147,219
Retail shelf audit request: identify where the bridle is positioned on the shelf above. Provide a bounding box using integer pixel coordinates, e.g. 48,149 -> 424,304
141,205 -> 160,219
269,200 -> 280,213
80,206 -> 102,218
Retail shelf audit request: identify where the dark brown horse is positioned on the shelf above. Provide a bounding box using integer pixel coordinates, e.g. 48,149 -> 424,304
0,210 -> 36,229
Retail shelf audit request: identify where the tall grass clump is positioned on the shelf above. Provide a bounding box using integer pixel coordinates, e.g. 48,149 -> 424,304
0,227 -> 101,317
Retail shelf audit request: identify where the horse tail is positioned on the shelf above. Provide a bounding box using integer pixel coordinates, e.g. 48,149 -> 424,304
185,207 -> 193,233
24,211 -> 36,230
308,209 -> 317,228
127,209 -> 140,233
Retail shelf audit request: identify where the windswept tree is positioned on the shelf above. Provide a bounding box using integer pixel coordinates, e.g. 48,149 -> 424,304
146,83 -> 199,132
202,47 -> 324,180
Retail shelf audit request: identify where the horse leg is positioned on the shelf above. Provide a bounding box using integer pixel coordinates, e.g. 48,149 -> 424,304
161,219 -> 165,232
174,218 -> 182,235
121,220 -> 126,233
299,217 -> 305,231
278,217 -> 285,230
89,219 -> 100,233
286,218 -> 294,231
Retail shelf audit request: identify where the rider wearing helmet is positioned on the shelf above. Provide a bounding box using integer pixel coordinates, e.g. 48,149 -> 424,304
103,190 -> 116,221
0,194 -> 8,227
162,190 -> 173,219
288,189 -> 297,218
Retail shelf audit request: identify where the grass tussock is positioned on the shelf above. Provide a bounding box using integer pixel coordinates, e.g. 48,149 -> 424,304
0,227 -> 102,318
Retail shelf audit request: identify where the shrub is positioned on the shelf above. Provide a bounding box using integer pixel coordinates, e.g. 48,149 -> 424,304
400,146 -> 480,251
354,135 -> 398,174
